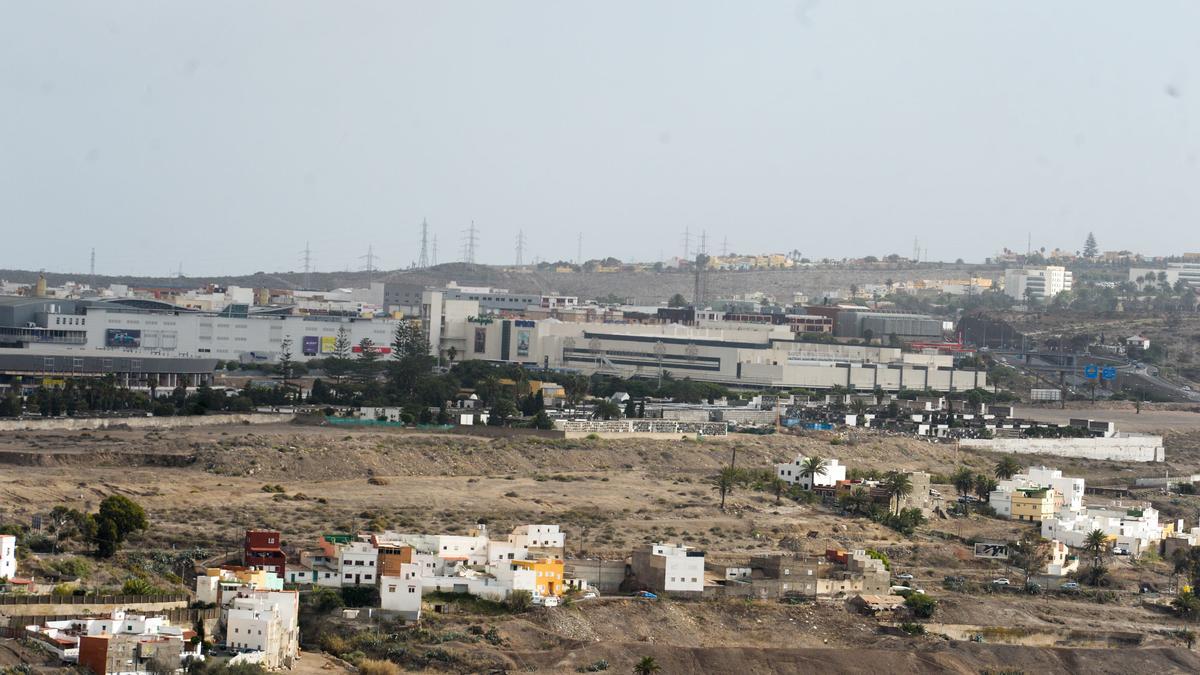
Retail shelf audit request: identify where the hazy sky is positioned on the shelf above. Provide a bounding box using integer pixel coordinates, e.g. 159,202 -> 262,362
2,2 -> 1198,276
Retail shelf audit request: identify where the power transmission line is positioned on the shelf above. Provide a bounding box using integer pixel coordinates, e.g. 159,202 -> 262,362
515,230 -> 526,266
300,242 -> 313,289
432,235 -> 438,266
418,219 -> 430,269
359,244 -> 377,284
462,221 -> 478,264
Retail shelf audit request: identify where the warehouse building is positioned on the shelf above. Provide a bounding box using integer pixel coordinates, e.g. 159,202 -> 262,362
425,294 -> 985,393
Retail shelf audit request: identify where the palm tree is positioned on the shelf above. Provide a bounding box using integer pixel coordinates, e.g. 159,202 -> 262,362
712,466 -> 743,511
633,656 -> 661,675
951,467 -> 975,497
973,473 -> 997,502
799,456 -> 829,489
1083,529 -> 1109,563
446,345 -> 458,366
769,477 -> 788,505
994,455 -> 1021,480
1083,529 -> 1110,585
884,471 -> 913,515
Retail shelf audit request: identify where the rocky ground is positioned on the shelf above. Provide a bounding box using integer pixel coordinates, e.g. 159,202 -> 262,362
4,420 -> 1200,672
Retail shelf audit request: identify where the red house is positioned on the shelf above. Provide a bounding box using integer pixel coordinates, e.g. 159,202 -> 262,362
244,529 -> 286,579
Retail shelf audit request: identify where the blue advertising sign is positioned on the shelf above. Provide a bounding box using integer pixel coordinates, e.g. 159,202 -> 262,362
1102,366 -> 1117,381
1083,364 -> 1099,379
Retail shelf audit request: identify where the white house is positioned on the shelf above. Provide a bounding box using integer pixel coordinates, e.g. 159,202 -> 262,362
380,563 -> 422,621
506,524 -> 565,558
0,534 -> 15,579
225,590 -> 299,669
1043,540 -> 1079,577
24,610 -> 202,665
1042,504 -> 1163,555
338,541 -> 380,586
990,466 -> 1085,519
631,542 -> 705,595
775,456 -> 846,489
1126,335 -> 1151,351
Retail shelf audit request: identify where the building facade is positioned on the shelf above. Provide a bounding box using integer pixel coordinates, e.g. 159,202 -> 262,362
631,542 -> 705,595
1003,266 -> 1073,300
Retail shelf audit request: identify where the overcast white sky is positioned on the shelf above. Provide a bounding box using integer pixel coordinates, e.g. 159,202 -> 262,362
1,1 -> 1197,276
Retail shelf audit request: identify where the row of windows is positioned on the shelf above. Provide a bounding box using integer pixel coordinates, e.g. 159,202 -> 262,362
344,573 -> 374,581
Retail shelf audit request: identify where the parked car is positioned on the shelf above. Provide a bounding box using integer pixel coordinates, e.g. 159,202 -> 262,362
1061,582 -> 1080,591
992,578 -> 1011,586
1112,547 -> 1129,556
890,585 -> 913,594
896,573 -> 914,581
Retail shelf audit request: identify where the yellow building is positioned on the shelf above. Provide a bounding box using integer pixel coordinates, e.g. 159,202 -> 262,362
512,559 -> 565,597
1010,488 -> 1060,522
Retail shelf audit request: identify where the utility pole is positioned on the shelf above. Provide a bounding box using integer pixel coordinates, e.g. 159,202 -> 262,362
418,219 -> 430,269
721,236 -> 728,257
699,230 -> 708,255
89,248 -> 95,289
462,221 -> 478,264
300,242 -> 312,289
516,230 -> 526,267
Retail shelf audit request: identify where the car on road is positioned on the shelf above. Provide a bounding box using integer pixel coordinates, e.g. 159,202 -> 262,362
1060,582 -> 1080,591
896,573 -> 914,580
992,578 -> 1011,586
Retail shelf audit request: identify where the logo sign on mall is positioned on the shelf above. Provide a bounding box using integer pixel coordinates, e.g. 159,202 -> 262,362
973,542 -> 1009,559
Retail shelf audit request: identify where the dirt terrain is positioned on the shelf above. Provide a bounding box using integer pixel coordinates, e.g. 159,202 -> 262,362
4,421 -> 1200,672
5,261 -> 993,305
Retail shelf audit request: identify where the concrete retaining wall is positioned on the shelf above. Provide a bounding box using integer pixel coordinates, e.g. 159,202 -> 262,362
0,413 -> 292,433
556,420 -> 729,438
0,598 -> 189,617
960,435 -> 1165,462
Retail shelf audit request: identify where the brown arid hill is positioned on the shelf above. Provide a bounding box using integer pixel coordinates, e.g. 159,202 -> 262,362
0,261 -> 997,305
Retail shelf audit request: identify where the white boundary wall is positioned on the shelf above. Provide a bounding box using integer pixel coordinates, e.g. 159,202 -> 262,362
0,413 -> 292,432
960,435 -> 1164,462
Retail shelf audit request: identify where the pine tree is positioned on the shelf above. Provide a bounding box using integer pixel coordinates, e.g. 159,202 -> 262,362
1083,232 -> 1098,258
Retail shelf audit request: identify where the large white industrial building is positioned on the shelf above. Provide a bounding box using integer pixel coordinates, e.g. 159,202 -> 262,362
0,296 -> 398,364
422,291 -> 985,393
1003,266 -> 1073,301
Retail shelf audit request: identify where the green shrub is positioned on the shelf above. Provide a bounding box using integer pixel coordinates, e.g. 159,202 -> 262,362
905,592 -> 938,619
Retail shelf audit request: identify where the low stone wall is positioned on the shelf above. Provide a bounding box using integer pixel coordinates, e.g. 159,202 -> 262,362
0,413 -> 292,433
960,435 -> 1165,462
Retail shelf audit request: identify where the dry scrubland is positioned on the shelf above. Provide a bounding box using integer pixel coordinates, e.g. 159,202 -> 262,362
4,422 -> 1200,672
